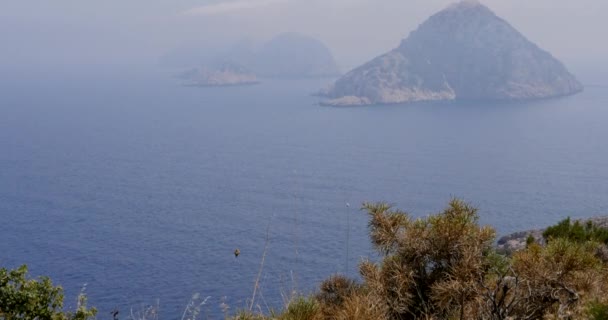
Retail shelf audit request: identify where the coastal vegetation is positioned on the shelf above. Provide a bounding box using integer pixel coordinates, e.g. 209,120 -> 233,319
3,199 -> 608,319
235,199 -> 608,319
0,265 -> 96,320
543,217 -> 608,245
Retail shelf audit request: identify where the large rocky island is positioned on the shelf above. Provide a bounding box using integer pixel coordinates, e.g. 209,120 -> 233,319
320,0 -> 583,106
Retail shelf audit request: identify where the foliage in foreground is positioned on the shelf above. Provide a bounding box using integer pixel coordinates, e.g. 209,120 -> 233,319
241,199 -> 608,320
0,265 -> 97,320
5,199 -> 608,319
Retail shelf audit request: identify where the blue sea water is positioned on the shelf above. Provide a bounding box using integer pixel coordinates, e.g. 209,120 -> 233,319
1,68 -> 607,318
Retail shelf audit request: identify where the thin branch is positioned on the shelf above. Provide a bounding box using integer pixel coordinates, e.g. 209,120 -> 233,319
249,216 -> 273,311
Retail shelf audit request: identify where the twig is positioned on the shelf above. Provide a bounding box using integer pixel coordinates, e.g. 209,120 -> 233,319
346,202 -> 350,274
249,216 -> 273,311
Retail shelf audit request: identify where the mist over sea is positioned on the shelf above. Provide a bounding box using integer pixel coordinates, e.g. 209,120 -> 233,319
1,67 -> 607,318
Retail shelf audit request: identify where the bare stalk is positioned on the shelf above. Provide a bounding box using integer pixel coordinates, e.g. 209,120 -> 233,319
249,217 -> 272,311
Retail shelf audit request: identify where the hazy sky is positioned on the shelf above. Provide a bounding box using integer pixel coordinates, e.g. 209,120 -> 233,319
1,0 -> 606,75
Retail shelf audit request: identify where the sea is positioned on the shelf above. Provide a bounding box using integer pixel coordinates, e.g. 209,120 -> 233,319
1,67 -> 607,318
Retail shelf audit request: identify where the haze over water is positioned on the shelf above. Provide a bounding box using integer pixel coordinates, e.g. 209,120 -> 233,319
1,67 -> 607,317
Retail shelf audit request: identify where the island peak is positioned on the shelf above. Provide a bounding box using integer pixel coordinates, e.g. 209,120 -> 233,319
447,0 -> 484,10
320,1 -> 582,106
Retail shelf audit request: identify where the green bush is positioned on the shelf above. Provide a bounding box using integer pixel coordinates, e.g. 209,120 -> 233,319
588,300 -> 608,320
280,296 -> 318,320
543,217 -> 608,244
0,265 -> 96,320
525,234 -> 536,246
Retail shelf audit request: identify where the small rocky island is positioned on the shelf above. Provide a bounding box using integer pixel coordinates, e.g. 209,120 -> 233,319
320,0 -> 583,106
179,62 -> 259,87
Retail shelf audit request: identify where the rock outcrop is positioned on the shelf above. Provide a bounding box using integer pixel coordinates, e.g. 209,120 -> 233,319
320,0 -> 583,106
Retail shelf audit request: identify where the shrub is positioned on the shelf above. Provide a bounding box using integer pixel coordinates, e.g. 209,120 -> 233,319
525,234 -> 536,246
509,238 -> 605,318
307,199 -> 608,320
315,275 -> 362,319
280,296 -> 318,320
543,217 -> 608,244
0,265 -> 97,320
315,275 -> 359,309
358,199 -> 496,319
330,291 -> 388,320
588,300 -> 608,320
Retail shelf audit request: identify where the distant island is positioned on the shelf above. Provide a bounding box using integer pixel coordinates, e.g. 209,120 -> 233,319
179,63 -> 259,87
319,0 -> 583,106
170,33 -> 340,87
250,33 -> 341,78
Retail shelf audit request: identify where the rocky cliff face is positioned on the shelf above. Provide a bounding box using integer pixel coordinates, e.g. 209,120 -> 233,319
321,1 -> 582,106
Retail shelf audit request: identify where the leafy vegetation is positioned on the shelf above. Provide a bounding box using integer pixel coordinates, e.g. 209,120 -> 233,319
588,300 -> 608,320
0,265 -> 96,320
543,217 -> 608,244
